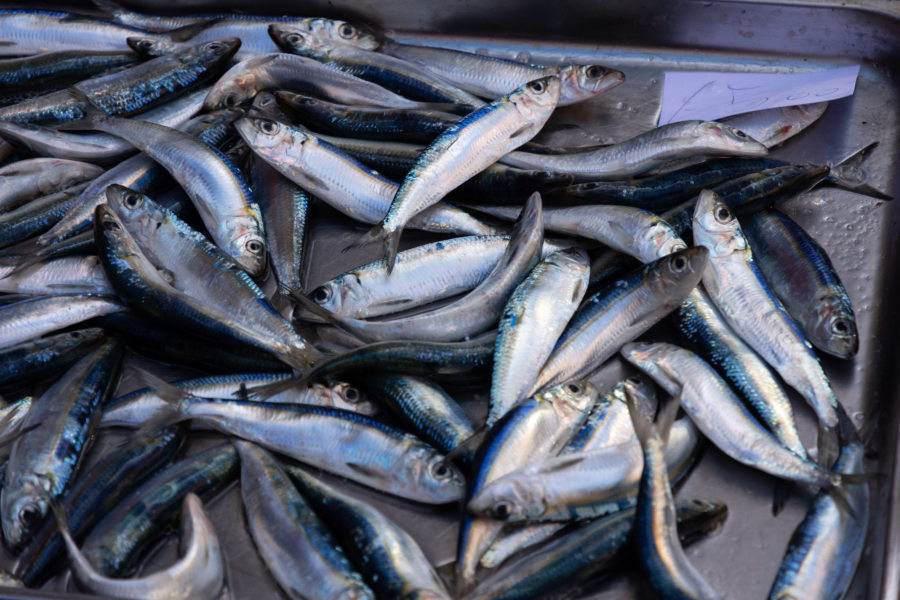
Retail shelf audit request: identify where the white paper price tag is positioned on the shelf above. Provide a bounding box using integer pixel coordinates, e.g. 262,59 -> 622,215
658,65 -> 860,125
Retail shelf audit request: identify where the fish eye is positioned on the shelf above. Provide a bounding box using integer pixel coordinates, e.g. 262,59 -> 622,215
258,120 -> 280,135
19,505 -> 40,529
102,219 -> 120,231
832,319 -> 849,334
338,23 -> 356,38
136,39 -> 153,50
245,239 -> 264,254
70,331 -> 81,339
206,42 -> 226,54
123,193 -> 141,209
670,254 -> 687,272
311,285 -> 331,304
492,502 -> 511,520
565,382 -> 583,395
529,80 -> 546,93
286,33 -> 302,45
342,386 -> 360,403
586,65 -> 604,78
734,130 -> 747,138
432,461 -> 453,479
625,376 -> 642,386
714,205 -> 732,223
224,93 -> 239,108
258,95 -> 273,107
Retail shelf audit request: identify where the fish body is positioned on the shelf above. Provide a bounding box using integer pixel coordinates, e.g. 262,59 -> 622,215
0,158 -> 101,212
0,294 -> 122,351
0,10 -> 148,55
0,256 -> 112,295
0,328 -> 106,390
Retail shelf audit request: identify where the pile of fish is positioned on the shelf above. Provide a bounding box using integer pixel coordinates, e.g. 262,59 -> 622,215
0,4 -> 885,599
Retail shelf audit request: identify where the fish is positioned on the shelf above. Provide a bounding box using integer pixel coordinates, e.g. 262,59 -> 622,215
456,381 -> 597,591
1,339 -> 123,549
0,158 -> 102,212
236,442 -> 374,600
692,189 -> 840,454
0,182 -> 91,250
627,389 -> 722,600
0,294 -> 122,351
0,328 -> 106,390
489,247 -> 589,425
500,120 -> 768,180
0,49 -> 141,92
288,466 -> 451,600
78,443 -> 238,576
0,256 -> 113,295
235,116 -> 498,237
722,102 -> 828,149
378,75 -> 561,272
52,493 -> 225,600
269,24 -> 484,107
744,208 -> 858,359
531,246 -> 708,392
0,9 -> 150,55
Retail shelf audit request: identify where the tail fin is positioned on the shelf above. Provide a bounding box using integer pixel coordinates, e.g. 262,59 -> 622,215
624,381 -> 658,448
122,369 -> 194,444
383,226 -> 403,274
827,141 -> 892,200
817,423 -> 840,469
56,87 -> 111,131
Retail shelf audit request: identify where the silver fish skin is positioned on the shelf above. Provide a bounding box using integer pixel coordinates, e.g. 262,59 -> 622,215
105,185 -> 319,370
381,41 -> 625,106
0,158 -> 103,212
468,419 -> 698,523
0,397 -> 32,465
251,155 -> 307,300
0,256 -> 112,295
380,75 -> 561,272
621,342 -> 839,489
204,52 -> 421,110
722,102 -> 828,149
532,247 -> 708,393
38,107 -> 243,245
457,380 -> 598,591
101,374 -> 375,428
500,120 -> 768,181
287,467 -> 452,600
270,24 -> 484,108
744,208 -> 858,360
768,406 -> 869,600
0,88 -> 206,164
1,340 -> 122,549
324,192 -> 544,343
77,103 -> 265,276
489,247 -> 589,425
692,189 -> 839,432
236,442 -> 375,600
174,395 -> 464,504
56,493 -> 224,600
0,10 -> 148,55
235,117 -> 497,237
0,294 -> 122,351
629,387 -> 722,600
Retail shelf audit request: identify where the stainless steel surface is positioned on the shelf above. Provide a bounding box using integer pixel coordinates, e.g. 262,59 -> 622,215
2,1 -> 898,599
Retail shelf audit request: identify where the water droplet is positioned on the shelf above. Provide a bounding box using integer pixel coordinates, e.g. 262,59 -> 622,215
615,101 -> 625,110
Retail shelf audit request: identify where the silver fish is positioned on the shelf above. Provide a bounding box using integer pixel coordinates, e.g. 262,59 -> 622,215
722,102 -> 828,149
235,117 -> 497,237
379,75 -> 561,272
0,295 -> 122,351
531,247 -> 708,393
500,120 -> 768,181
489,247 -> 589,425
0,256 -> 112,295
236,441 -> 374,600
0,158 -> 103,212
0,10 -> 147,55
692,189 -> 839,438
53,493 -> 225,600
204,52 -> 422,110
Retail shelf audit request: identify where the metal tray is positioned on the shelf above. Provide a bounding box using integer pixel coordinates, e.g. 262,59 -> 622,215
1,1 -> 898,598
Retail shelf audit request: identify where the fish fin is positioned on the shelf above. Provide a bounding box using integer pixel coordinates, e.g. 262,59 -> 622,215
623,381 -> 657,447
286,287 -> 368,345
244,375 -> 306,402
90,0 -> 125,16
55,87 -> 110,130
126,368 -> 194,434
165,21 -> 221,42
345,461 -> 384,480
383,227 -> 402,275
538,453 -> 588,472
826,141 -> 892,200
340,223 -> 383,255
824,483 -> 857,520
508,124 -> 535,141
772,480 -> 794,516
817,423 -> 840,468
443,425 -> 487,467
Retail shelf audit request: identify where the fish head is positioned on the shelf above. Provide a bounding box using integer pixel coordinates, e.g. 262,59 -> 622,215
402,444 -> 465,504
639,218 -> 686,261
675,499 -> 729,545
236,117 -> 306,168
692,189 -> 747,258
809,294 -> 858,359
558,64 -> 625,104
37,162 -> 103,196
204,62 -> 265,110
127,35 -> 177,58
191,38 -> 242,70
267,24 -> 329,59
330,383 -> 380,416
1,474 -> 50,550
511,75 -> 562,121
250,92 -> 282,118
105,185 -> 166,239
694,121 -> 768,157
644,246 -> 708,304
308,279 -> 347,315
223,215 -> 267,277
294,18 -> 383,51
620,342 -> 684,397
541,380 -> 599,419
466,472 -> 547,521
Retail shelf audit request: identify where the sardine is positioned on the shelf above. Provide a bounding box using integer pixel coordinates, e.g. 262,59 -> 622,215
0,328 -> 106,390
0,158 -> 102,212
0,294 -> 122,351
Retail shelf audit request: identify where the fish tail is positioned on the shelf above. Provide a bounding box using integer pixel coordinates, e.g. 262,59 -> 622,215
816,423 -> 840,468
827,141 -> 892,200
383,226 -> 402,275
340,223 -> 383,256
56,86 -> 110,130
